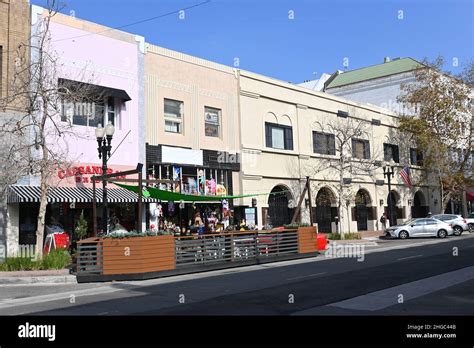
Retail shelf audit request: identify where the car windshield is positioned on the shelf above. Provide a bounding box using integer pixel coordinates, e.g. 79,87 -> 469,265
402,218 -> 418,225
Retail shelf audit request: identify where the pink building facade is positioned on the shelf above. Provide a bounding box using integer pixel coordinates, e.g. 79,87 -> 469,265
6,6 -> 146,255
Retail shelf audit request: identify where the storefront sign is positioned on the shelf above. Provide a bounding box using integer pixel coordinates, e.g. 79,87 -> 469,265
245,207 -> 256,226
56,165 -> 128,185
162,146 -> 203,166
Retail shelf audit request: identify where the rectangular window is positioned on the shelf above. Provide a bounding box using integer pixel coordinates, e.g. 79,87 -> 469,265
410,148 -> 423,166
61,98 -> 108,128
313,131 -> 336,155
204,106 -> 221,137
164,98 -> 183,134
352,139 -> 370,159
384,143 -> 400,163
106,96 -> 116,126
265,122 -> 293,150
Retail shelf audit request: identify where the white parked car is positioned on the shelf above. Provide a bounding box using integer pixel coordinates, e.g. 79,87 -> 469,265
466,214 -> 474,232
430,214 -> 469,236
385,218 -> 454,239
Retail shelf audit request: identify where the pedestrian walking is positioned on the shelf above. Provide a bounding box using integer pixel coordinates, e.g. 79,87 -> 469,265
380,213 -> 387,231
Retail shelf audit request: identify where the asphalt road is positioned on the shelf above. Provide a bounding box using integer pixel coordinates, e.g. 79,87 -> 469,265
1,234 -> 474,316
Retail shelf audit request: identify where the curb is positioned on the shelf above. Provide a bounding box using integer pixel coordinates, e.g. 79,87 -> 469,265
327,240 -> 378,246
0,275 -> 77,285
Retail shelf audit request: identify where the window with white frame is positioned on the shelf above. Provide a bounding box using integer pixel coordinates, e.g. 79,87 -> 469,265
61,97 -> 117,128
204,106 -> 221,137
164,98 -> 183,133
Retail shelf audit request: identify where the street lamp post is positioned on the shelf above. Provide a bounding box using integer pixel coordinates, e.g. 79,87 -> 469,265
383,163 -> 395,226
95,122 -> 115,234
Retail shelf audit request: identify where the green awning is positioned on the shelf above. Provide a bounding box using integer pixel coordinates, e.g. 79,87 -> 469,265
114,183 -> 287,202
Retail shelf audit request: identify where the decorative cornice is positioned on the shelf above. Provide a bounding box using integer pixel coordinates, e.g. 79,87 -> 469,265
147,76 -> 192,93
242,174 -> 263,181
146,44 -> 234,74
241,147 -> 262,154
240,90 -> 260,99
135,35 -> 145,54
199,88 -> 228,101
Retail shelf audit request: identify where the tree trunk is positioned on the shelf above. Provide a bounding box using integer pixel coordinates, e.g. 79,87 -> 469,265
35,168 -> 48,259
0,190 -> 8,260
35,100 -> 50,260
439,176 -> 445,214
461,188 -> 468,218
441,190 -> 452,215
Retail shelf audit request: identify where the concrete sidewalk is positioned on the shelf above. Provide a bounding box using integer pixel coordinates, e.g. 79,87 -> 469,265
359,230 -> 385,239
0,269 -> 76,285
320,230 -> 384,245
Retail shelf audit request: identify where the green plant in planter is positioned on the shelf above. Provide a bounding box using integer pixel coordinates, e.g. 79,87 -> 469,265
103,230 -> 172,239
283,222 -> 310,229
327,233 -> 341,240
41,249 -> 71,269
74,211 -> 88,241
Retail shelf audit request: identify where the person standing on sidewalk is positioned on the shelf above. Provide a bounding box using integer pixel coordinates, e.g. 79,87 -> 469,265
380,213 -> 387,231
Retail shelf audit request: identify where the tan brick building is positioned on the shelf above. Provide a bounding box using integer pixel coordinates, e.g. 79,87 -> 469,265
0,0 -> 30,258
0,0 -> 30,110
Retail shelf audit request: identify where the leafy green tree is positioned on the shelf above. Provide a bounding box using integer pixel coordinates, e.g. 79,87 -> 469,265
398,57 -> 473,214
75,211 -> 88,241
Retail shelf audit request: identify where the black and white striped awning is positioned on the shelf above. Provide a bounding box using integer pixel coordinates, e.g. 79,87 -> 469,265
7,185 -> 158,203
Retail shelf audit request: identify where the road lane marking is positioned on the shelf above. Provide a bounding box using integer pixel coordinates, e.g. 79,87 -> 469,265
2,234 -> 474,312
0,285 -> 145,310
397,254 -> 423,261
294,266 -> 474,314
287,272 -> 326,281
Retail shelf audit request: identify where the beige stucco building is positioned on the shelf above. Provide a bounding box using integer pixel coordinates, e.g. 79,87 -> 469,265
144,44 -> 242,229
142,43 -> 440,233
236,70 -> 440,232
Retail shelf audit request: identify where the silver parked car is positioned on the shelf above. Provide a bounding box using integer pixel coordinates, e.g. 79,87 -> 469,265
430,214 -> 469,236
385,218 -> 454,239
465,214 -> 474,232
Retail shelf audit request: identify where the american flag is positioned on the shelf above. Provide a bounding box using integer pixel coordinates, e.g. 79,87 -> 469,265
399,166 -> 412,188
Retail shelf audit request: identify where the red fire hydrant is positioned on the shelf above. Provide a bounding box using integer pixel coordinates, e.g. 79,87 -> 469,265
316,233 -> 328,251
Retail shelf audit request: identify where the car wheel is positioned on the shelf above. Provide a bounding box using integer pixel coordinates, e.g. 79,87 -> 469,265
437,229 -> 447,238
469,223 -> 474,233
453,226 -> 463,236
399,231 -> 409,239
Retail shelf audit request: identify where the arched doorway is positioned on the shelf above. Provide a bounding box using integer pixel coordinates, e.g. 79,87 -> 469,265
355,189 -> 371,231
412,191 -> 428,218
315,187 -> 336,233
267,185 -> 292,227
386,190 -> 400,226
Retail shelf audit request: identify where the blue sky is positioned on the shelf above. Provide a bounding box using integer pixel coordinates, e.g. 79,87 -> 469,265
31,0 -> 473,83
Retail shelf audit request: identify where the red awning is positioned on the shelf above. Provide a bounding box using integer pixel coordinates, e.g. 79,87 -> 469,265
467,191 -> 474,202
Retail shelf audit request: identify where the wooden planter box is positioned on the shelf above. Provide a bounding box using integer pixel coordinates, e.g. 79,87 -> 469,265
297,226 -> 318,254
102,235 -> 176,275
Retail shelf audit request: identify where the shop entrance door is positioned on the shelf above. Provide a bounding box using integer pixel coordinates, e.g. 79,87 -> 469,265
315,206 -> 332,233
356,205 -> 368,231
268,186 -> 291,227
